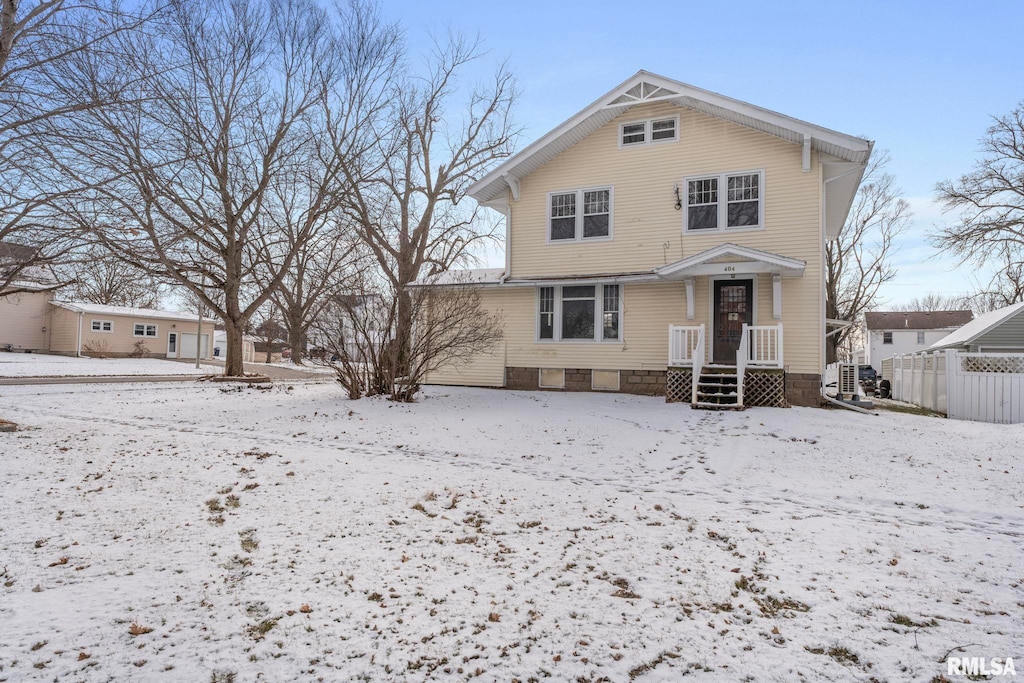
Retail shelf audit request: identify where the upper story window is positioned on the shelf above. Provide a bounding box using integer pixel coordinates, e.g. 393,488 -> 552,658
90,319 -> 113,333
538,284 -> 621,343
549,188 -> 612,241
917,331 -> 926,344
684,170 -> 763,232
883,331 -> 893,344
619,115 -> 678,147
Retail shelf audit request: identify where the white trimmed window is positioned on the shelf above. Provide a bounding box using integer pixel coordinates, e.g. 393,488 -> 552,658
90,319 -> 113,333
133,323 -> 158,338
684,170 -> 763,232
549,188 -> 612,241
538,284 -> 621,342
917,331 -> 926,344
619,116 -> 678,147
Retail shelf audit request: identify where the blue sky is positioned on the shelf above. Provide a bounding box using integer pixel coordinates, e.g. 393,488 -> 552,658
382,0 -> 1024,306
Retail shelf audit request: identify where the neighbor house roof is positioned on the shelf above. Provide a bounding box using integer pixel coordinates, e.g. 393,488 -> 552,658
409,268 -> 506,287
467,70 -> 872,239
51,301 -> 215,323
865,310 -> 974,331
928,302 -> 1024,350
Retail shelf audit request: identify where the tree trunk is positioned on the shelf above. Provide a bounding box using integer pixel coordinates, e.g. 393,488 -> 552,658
265,341 -> 272,364
826,335 -> 839,365
223,320 -> 246,376
287,312 -> 305,365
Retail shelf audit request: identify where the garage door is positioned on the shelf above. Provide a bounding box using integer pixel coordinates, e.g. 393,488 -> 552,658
177,333 -> 210,359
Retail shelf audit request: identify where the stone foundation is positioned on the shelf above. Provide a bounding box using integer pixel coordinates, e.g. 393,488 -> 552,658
505,367 -> 666,396
506,365 -> 818,407
785,372 -> 823,407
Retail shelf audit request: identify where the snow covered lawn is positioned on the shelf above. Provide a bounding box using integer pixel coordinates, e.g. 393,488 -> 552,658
0,383 -> 1020,681
0,351 -> 221,378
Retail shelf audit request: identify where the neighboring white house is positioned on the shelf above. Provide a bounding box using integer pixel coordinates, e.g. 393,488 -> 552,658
863,310 -> 973,373
212,329 -> 257,363
928,302 -> 1024,353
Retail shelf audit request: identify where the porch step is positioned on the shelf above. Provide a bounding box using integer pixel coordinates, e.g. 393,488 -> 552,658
692,367 -> 744,410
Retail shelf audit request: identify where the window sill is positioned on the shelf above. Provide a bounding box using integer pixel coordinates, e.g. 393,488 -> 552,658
547,236 -> 614,244
684,225 -> 764,235
535,339 -> 625,345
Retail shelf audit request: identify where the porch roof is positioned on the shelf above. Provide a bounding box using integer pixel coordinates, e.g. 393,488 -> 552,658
655,243 -> 806,280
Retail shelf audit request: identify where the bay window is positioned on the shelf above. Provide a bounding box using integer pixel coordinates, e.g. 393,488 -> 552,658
538,284 -> 621,342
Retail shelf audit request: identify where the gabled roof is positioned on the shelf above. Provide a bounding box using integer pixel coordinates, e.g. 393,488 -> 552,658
51,301 -> 214,323
929,302 -> 1024,350
656,243 -> 806,280
469,70 -> 872,237
865,310 -> 974,331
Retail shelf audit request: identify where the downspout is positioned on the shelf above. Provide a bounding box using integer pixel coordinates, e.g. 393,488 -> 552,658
821,163 -> 868,394
76,310 -> 83,357
820,390 -> 877,415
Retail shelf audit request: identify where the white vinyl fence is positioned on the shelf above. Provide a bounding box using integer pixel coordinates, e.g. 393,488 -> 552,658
891,350 -> 1024,424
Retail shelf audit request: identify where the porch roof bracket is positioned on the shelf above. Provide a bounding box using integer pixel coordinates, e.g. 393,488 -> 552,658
684,278 -> 695,320
772,273 -> 782,319
503,174 -> 520,201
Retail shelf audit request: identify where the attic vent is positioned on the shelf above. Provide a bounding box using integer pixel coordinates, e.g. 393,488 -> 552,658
608,81 -> 680,106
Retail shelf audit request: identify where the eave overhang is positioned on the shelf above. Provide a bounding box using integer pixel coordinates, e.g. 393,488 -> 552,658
655,243 -> 806,280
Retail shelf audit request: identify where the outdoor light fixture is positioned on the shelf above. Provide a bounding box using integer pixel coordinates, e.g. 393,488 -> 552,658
674,183 -> 682,210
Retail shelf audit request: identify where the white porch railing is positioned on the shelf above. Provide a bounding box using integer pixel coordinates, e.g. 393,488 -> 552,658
740,324 -> 784,368
668,325 -> 705,366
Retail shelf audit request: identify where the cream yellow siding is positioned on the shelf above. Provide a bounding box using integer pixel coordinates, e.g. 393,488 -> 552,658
424,288 -> 507,387
0,290 -> 52,350
46,307 -> 213,358
438,284 -> 683,372
504,101 -> 823,374
48,305 -> 79,354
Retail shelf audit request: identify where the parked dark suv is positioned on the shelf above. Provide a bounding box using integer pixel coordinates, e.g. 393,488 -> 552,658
858,365 -> 878,392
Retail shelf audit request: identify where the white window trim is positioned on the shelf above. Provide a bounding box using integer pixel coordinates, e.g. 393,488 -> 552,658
547,187 -> 614,243
618,115 -> 679,148
706,274 -> 758,363
90,319 -> 114,334
682,169 -> 765,234
133,322 -> 159,338
535,283 -> 624,344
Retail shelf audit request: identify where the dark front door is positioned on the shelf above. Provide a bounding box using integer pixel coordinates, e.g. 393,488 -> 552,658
713,279 -> 753,364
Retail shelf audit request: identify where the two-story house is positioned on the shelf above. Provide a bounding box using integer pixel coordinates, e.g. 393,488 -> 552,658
863,310 -> 974,373
415,71 -> 872,407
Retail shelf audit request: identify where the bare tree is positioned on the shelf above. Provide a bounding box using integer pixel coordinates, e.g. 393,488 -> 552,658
267,2 -> 400,366
895,292 -> 972,313
0,0 -> 147,292
934,102 -> 1024,305
337,34 -> 518,396
316,278 -> 502,401
825,151 -> 910,363
270,224 -> 364,365
54,0 -> 352,376
55,247 -> 162,308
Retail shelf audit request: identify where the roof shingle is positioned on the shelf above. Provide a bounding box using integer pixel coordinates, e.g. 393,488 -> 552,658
865,310 -> 973,331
